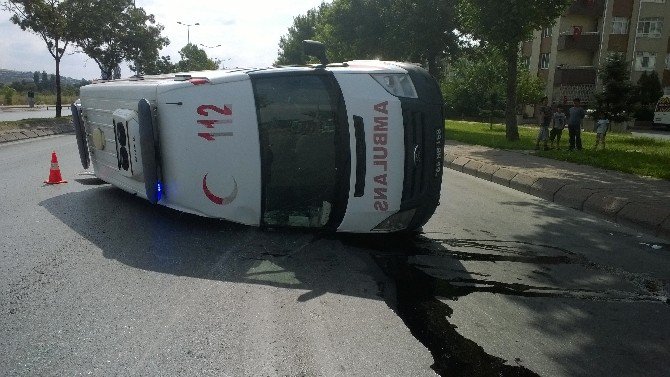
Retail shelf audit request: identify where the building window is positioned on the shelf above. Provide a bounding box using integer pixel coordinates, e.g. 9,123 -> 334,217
665,53 -> 670,70
611,17 -> 629,34
642,0 -> 666,3
635,51 -> 657,70
637,17 -> 663,38
542,26 -> 552,38
540,53 -> 550,69
521,56 -> 530,69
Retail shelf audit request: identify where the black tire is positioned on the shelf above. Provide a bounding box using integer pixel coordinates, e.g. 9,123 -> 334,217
72,103 -> 90,169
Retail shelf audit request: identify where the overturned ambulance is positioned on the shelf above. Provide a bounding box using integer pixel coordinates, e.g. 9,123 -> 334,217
73,51 -> 444,233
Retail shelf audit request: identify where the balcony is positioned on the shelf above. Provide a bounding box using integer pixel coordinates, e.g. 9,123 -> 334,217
554,66 -> 597,86
565,0 -> 605,17
557,32 -> 600,51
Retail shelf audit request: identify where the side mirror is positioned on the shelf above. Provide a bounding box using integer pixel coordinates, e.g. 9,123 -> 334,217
302,40 -> 329,66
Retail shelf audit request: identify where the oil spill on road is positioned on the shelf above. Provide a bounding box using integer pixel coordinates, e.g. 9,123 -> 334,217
342,233 -> 668,376
342,234 -> 542,377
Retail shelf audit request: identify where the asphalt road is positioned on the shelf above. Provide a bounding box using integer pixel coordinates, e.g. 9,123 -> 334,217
0,107 -> 71,122
1,135 -> 668,376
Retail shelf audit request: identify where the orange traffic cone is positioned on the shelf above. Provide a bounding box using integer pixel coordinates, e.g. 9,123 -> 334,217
44,151 -> 67,184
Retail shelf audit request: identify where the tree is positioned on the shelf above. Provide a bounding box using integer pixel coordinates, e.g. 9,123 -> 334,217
68,0 -> 168,79
442,45 -> 505,118
175,44 -> 220,72
314,0 -> 388,62
383,0 -> 459,79
634,71 -> 663,107
276,7 -> 322,65
595,53 -> 633,121
138,55 -> 176,75
442,44 -> 544,120
276,0 -> 459,78
41,70 -> 49,90
457,0 -> 571,140
4,0 -> 75,117
1,86 -> 17,105
33,71 -> 40,89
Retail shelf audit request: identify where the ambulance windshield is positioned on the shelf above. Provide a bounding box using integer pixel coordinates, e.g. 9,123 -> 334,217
254,74 -> 345,228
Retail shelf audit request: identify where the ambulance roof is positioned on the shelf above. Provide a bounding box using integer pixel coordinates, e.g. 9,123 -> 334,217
87,60 -> 413,87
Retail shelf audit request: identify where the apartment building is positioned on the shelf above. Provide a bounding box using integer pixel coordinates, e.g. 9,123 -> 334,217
522,0 -> 670,107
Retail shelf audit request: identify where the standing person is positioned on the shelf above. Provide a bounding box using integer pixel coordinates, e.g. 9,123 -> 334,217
549,105 -> 566,149
594,111 -> 610,150
535,97 -> 551,150
567,98 -> 586,151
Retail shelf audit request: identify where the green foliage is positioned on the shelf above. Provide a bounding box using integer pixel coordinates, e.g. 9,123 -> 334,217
68,0 -> 169,79
175,44 -> 220,72
141,56 -> 177,75
441,45 -> 545,118
276,0 -> 459,78
1,86 -> 17,105
442,45 -> 504,117
134,45 -> 220,75
516,68 -> 545,107
276,7 -> 323,65
457,0 -> 571,46
446,120 -> 670,180
385,0 -> 459,76
635,71 -> 663,106
457,0 -> 572,139
595,53 -> 633,121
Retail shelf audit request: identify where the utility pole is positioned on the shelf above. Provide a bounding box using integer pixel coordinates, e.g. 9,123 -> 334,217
177,21 -> 200,44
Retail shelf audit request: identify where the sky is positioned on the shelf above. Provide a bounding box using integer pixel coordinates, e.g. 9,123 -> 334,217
0,0 -> 329,80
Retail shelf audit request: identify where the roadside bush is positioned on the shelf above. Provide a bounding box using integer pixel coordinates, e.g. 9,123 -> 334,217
1,86 -> 17,105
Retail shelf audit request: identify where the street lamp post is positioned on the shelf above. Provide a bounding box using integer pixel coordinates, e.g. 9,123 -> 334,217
177,21 -> 200,45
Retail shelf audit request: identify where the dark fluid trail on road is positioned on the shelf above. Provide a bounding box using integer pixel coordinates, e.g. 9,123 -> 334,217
341,233 -> 668,376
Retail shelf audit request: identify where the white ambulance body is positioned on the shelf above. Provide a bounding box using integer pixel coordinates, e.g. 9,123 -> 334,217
73,61 -> 444,233
653,95 -> 670,129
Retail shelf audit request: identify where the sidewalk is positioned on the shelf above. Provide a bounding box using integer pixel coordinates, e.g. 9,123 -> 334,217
444,140 -> 670,241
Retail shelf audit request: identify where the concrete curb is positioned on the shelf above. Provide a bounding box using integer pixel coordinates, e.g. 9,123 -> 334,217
0,125 -> 73,144
443,154 -> 670,241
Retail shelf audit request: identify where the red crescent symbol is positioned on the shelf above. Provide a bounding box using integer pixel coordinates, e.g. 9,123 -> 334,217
203,174 -> 238,205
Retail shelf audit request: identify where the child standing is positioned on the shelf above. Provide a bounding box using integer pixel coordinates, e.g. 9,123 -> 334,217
549,105 -> 566,149
595,112 -> 610,150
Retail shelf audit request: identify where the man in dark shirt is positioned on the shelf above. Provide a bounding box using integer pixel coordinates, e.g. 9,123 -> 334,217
567,98 -> 586,151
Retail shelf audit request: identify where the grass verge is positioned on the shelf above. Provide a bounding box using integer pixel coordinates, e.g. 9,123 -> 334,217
0,116 -> 72,133
446,120 -> 670,180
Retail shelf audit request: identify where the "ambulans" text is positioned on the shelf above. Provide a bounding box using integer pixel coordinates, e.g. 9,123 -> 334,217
373,101 -> 389,212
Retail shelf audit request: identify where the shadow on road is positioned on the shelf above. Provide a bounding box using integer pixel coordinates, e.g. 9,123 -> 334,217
39,185 -> 670,376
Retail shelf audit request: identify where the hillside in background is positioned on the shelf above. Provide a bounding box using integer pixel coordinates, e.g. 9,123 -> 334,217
0,68 -> 84,86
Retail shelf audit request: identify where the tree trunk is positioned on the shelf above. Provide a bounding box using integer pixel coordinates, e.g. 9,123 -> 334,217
55,49 -> 62,118
504,42 -> 519,141
427,53 -> 440,81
